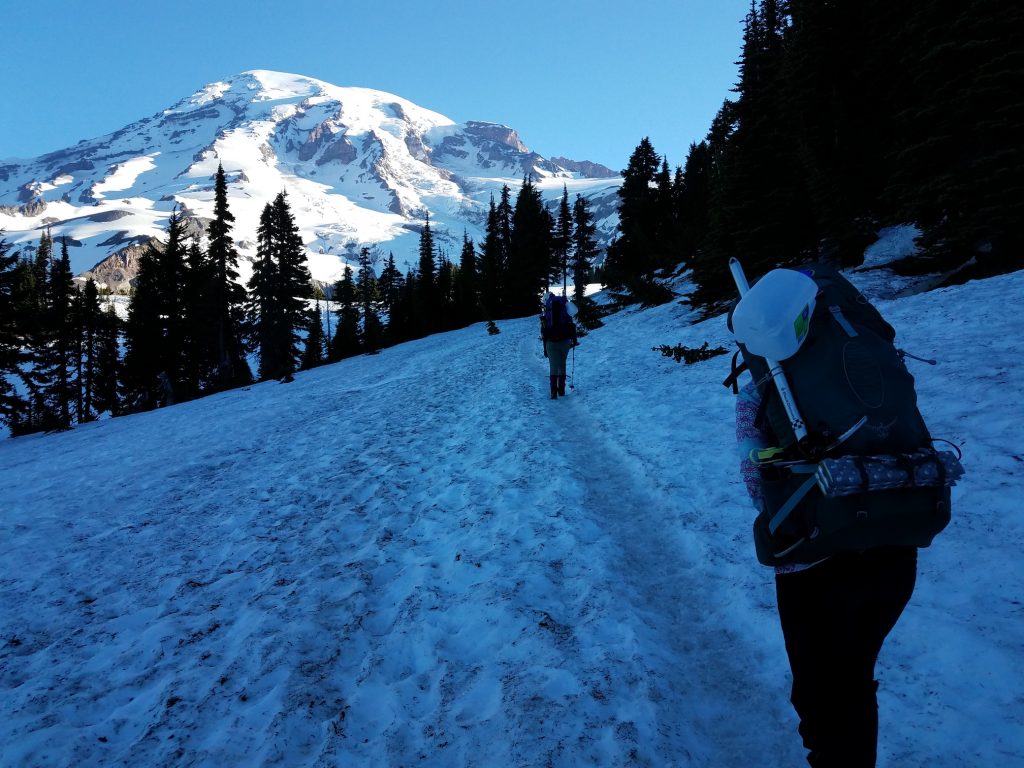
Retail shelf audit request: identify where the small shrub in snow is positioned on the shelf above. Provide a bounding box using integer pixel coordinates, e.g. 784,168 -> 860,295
652,342 -> 728,364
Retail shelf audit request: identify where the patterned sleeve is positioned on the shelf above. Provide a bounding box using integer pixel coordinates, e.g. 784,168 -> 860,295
735,382 -> 768,508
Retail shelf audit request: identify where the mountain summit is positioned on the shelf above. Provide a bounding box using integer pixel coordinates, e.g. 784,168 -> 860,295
0,70 -> 620,285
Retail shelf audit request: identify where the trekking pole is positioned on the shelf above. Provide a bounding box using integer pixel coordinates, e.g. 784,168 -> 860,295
729,258 -> 809,445
570,345 -> 576,390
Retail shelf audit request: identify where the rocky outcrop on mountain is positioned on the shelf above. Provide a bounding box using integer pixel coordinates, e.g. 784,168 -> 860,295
318,134 -> 357,165
298,122 -> 337,162
464,122 -> 529,152
549,157 -> 618,179
78,240 -> 158,294
435,134 -> 469,160
17,182 -> 43,203
0,198 -> 47,217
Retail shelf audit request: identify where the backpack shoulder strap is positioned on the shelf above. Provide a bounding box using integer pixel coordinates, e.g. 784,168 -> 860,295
722,350 -> 748,394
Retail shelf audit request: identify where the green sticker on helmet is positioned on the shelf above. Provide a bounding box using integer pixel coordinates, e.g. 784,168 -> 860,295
793,304 -> 811,344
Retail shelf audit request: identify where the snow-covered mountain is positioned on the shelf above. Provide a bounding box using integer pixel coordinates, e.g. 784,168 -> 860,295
0,70 -> 621,287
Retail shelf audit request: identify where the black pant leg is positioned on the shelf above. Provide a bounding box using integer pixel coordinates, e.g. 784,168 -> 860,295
776,547 -> 917,768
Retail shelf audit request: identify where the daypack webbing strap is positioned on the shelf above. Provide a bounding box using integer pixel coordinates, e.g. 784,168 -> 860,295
829,305 -> 858,337
853,456 -> 871,491
933,451 -> 947,487
723,350 -> 748,393
768,465 -> 819,535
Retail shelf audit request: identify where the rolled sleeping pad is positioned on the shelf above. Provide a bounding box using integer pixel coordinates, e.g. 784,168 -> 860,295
816,449 -> 965,497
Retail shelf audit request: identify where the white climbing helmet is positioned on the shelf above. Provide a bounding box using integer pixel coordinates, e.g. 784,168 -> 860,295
731,268 -> 818,361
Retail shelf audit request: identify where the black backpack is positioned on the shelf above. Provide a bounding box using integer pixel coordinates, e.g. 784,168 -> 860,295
726,263 -> 957,566
543,295 -> 574,339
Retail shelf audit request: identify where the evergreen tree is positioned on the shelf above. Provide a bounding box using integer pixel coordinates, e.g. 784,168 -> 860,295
76,278 -> 105,422
54,239 -> 80,427
453,232 -> 479,327
355,247 -> 383,352
247,204 -> 282,379
506,175 -> 552,317
478,195 -> 504,320
273,192 -> 313,379
247,193 -> 313,380
571,194 -> 602,329
92,301 -> 121,417
415,215 -> 437,334
19,231 -> 55,432
603,138 -> 663,290
677,141 -> 712,259
393,268 -> 420,346
377,253 -> 404,315
330,266 -> 361,360
552,185 -> 573,293
691,2 -> 810,309
376,253 -> 406,346
29,232 -> 51,329
301,295 -> 326,370
0,236 -> 28,431
206,163 -> 250,388
123,208 -> 188,408
653,158 -> 678,270
181,238 -> 215,398
731,3 -> 809,265
36,236 -> 76,430
123,241 -> 167,409
677,0 -> 1023,313
884,1 -> 1024,276
484,185 -> 515,318
72,280 -> 120,423
690,100 -> 744,310
157,217 -> 189,398
783,0 -> 879,263
435,250 -> 457,331
70,285 -> 85,423
497,183 -> 514,269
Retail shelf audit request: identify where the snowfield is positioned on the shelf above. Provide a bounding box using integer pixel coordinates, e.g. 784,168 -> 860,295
1,266 -> 1022,766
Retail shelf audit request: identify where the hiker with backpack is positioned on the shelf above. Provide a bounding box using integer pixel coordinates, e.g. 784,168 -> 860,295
541,292 -> 578,399
726,261 -> 962,767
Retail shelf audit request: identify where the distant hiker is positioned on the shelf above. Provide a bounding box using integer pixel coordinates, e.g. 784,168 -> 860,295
541,292 -> 578,399
727,261 -> 960,767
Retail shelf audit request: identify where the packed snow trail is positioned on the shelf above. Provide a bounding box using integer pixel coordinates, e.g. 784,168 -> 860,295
3,270 -> 1023,767
0,316 -> 797,767
541,359 -> 789,762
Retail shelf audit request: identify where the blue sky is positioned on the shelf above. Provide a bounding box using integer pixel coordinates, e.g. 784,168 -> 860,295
2,0 -> 747,171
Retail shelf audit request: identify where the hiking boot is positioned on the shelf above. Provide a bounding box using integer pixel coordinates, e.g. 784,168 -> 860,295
557,375 -> 566,396
550,376 -> 559,399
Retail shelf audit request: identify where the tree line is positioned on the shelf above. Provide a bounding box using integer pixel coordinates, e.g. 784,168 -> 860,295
0,232 -> 119,434
603,0 -> 1023,312
0,166 -> 603,436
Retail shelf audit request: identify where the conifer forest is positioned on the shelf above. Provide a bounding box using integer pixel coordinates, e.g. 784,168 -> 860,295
1,0 -> 1021,436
